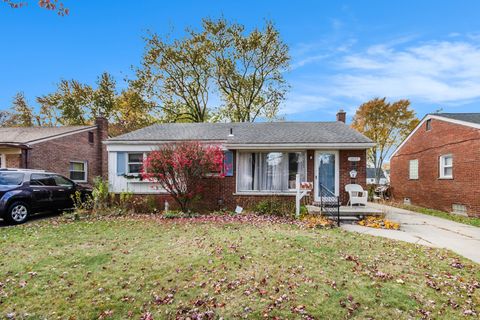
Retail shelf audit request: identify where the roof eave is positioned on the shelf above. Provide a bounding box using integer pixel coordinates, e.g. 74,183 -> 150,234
104,140 -> 375,149
391,114 -> 480,158
226,142 -> 376,150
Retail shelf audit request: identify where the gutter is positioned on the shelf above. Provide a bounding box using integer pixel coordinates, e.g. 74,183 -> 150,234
104,140 -> 375,149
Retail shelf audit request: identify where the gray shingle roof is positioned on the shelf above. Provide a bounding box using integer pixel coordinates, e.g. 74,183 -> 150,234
432,113 -> 480,125
108,121 -> 373,145
0,126 -> 95,144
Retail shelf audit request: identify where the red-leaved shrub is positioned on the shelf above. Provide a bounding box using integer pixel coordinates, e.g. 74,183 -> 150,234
142,142 -> 225,212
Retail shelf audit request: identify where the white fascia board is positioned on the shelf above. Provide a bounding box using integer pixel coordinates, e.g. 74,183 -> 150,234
226,142 -> 375,150
106,141 -> 229,152
106,144 -> 160,152
105,141 -> 375,151
104,139 -> 226,145
28,126 -> 97,145
391,114 -> 480,158
429,115 -> 480,129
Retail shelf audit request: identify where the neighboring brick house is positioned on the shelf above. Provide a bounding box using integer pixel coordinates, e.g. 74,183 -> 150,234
105,111 -> 374,211
0,117 -> 108,184
390,113 -> 480,217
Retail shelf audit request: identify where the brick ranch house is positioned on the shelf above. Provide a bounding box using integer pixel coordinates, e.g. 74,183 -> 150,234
390,113 -> 480,217
0,117 -> 108,184
105,111 -> 375,211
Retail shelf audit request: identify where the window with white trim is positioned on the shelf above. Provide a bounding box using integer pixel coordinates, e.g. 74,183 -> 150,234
69,161 -> 87,182
237,151 -> 306,192
409,159 -> 418,180
439,154 -> 453,179
127,153 -> 145,174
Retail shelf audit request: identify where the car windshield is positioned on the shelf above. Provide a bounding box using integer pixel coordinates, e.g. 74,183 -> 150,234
0,172 -> 24,186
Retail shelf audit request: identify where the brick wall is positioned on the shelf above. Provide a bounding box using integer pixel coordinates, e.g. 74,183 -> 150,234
25,118 -> 108,184
5,154 -> 22,168
339,149 -> 367,204
133,149 -> 367,212
390,118 -> 480,217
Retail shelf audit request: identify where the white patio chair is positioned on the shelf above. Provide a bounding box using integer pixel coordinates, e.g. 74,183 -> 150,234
345,184 -> 368,207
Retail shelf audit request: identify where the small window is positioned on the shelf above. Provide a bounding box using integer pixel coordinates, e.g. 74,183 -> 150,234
30,174 -> 56,186
426,119 -> 432,131
127,153 -> 144,174
70,161 -> 87,182
88,131 -> 94,144
439,154 -> 453,179
409,159 -> 418,180
452,204 -> 467,216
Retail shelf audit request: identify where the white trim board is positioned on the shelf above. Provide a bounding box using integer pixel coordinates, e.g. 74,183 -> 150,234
314,150 -> 340,201
105,141 -> 375,150
391,114 -> 480,158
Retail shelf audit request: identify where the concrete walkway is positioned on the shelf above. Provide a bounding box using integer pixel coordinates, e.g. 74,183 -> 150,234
342,203 -> 480,263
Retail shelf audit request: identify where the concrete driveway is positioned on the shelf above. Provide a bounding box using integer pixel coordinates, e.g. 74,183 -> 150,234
342,203 -> 480,263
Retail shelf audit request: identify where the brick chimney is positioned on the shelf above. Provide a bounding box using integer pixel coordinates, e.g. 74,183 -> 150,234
336,109 -> 346,123
95,117 -> 108,179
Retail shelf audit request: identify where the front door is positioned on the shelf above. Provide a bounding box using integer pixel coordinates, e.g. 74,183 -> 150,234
314,150 -> 339,201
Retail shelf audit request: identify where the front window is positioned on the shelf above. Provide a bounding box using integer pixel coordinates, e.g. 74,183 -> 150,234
127,153 -> 144,174
0,172 -> 24,186
237,151 -> 306,192
70,161 -> 87,182
439,154 -> 453,179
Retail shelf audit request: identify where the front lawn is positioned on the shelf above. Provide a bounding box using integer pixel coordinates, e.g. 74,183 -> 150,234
1,215 -> 479,319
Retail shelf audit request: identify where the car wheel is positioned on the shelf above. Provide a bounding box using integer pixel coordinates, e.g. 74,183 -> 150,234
5,202 -> 30,225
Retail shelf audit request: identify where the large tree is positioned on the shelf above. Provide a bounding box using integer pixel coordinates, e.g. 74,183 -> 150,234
4,92 -> 39,127
135,18 -> 290,122
92,72 -> 117,120
36,72 -> 159,135
37,79 -> 94,125
135,31 -> 213,123
110,89 -> 159,136
204,19 -> 290,122
351,97 -> 419,184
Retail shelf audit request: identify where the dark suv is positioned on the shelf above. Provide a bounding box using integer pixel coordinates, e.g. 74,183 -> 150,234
0,169 -> 92,224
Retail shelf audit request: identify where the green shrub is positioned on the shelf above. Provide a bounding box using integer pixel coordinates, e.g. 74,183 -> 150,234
92,177 -> 110,210
253,198 -> 295,218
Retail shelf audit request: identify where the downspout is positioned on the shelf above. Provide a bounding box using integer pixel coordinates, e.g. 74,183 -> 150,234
24,148 -> 29,168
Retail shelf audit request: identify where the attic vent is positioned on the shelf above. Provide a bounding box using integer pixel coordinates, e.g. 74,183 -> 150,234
228,128 -> 234,137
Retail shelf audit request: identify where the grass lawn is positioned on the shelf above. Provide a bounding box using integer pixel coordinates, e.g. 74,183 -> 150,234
388,202 -> 480,227
0,215 -> 479,319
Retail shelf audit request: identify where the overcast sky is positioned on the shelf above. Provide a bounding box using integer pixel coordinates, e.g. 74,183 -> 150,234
1,0 -> 479,122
